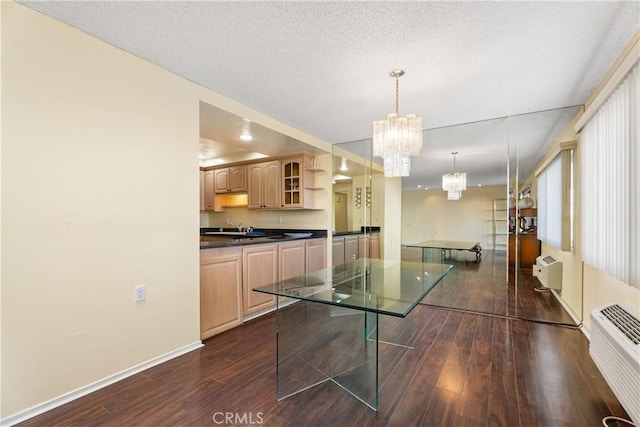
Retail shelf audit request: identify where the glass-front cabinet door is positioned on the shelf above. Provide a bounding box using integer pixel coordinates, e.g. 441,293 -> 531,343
282,157 -> 302,208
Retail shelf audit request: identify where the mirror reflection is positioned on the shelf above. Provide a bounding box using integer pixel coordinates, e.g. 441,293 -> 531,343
333,106 -> 582,325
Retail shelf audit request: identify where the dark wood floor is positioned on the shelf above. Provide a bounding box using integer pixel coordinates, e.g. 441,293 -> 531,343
403,248 -> 576,325
20,303 -> 628,426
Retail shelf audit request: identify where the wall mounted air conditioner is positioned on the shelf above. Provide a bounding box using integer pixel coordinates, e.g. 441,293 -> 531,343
590,304 -> 640,426
532,255 -> 562,289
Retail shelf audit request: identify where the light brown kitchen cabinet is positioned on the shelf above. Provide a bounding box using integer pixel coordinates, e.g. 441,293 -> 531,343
332,236 -> 345,266
248,161 -> 281,209
199,170 -> 205,211
281,155 -> 322,209
305,238 -> 327,273
369,233 -> 380,259
200,247 -> 243,339
204,170 -> 215,211
214,166 -> 247,194
344,235 -> 359,263
358,234 -> 370,259
242,244 -> 278,317
358,233 -> 381,259
279,240 -> 306,280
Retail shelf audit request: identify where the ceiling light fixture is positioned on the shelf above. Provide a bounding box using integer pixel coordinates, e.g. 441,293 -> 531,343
442,152 -> 466,200
372,69 -> 423,177
239,119 -> 253,142
340,157 -> 348,172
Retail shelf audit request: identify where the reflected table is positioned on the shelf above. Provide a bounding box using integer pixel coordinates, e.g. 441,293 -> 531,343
253,258 -> 452,410
406,240 -> 482,263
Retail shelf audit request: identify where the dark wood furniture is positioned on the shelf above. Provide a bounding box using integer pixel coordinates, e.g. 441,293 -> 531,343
509,208 -> 540,274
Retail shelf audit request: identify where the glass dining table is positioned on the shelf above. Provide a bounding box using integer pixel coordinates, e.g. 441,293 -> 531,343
253,258 -> 452,411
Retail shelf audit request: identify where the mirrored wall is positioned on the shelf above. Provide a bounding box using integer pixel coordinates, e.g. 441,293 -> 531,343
333,106 -> 582,325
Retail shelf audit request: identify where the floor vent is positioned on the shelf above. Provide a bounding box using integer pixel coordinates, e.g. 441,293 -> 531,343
590,304 -> 640,426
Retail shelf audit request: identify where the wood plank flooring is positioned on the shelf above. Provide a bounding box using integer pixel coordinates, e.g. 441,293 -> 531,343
19,304 -> 629,426
402,247 -> 576,325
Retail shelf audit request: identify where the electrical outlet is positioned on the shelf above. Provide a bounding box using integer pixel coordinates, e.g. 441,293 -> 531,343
135,285 -> 146,302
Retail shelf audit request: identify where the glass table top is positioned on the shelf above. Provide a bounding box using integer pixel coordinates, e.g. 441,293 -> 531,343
253,258 -> 453,317
405,240 -> 480,250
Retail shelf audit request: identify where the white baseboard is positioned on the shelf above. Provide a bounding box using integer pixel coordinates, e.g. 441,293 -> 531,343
1,341 -> 203,427
550,289 -> 582,326
580,323 -> 591,341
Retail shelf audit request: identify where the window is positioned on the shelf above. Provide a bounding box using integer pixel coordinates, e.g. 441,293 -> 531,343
535,143 -> 575,251
580,63 -> 639,289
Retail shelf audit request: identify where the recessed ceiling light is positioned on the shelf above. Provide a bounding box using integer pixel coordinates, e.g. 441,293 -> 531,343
239,119 -> 253,141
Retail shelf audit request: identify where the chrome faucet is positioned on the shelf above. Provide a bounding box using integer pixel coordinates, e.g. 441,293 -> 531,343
226,218 -> 243,232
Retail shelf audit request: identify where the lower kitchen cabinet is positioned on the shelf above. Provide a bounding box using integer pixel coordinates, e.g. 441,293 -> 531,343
358,232 -> 381,259
200,247 -> 243,340
333,233 -> 379,265
332,237 -> 345,266
243,244 -> 278,317
306,238 -> 327,273
344,235 -> 359,263
358,234 -> 370,259
370,233 -> 380,258
200,238 -> 328,336
279,240 -> 306,280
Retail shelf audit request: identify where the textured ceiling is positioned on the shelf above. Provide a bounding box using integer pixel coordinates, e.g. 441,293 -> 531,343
20,1 -> 639,189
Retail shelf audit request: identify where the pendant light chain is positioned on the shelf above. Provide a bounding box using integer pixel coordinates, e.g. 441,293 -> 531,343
395,76 -> 400,115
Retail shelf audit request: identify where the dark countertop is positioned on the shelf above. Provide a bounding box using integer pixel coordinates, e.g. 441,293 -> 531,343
200,228 -> 327,250
200,227 -> 381,250
333,226 -> 381,236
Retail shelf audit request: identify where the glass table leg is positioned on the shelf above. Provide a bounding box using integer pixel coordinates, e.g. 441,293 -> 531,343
276,297 -> 379,410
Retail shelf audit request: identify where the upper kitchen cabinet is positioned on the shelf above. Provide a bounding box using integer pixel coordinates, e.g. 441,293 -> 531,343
281,154 -> 323,209
215,165 -> 247,194
200,170 -> 206,211
203,170 -> 215,211
248,160 -> 281,209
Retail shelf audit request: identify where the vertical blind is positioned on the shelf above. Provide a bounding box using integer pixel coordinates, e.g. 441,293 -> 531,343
580,63 -> 639,289
537,155 -> 563,249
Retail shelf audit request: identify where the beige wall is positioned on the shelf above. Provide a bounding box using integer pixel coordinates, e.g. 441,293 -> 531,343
526,116 -> 584,321
1,2 -> 333,419
583,264 -> 640,326
401,186 -> 507,249
532,37 -> 640,327
383,177 -> 402,260
1,2 -> 199,417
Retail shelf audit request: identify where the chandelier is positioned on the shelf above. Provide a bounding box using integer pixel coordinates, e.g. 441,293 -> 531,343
442,152 -> 466,200
372,69 -> 423,177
